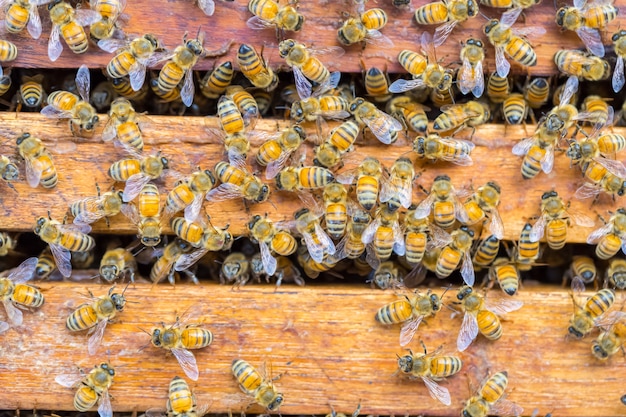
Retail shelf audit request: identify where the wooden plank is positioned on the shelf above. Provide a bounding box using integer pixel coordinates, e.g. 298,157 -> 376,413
1,0 -> 620,76
0,113 -> 623,242
0,281 -> 624,416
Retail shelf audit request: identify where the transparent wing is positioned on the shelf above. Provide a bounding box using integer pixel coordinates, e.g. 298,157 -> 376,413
293,65 -> 313,100
399,315 -> 423,347
260,241 -> 277,276
181,69 -> 195,107
403,262 -> 428,287
595,157 -> 626,177
206,183 -> 244,202
120,202 -> 140,224
197,0 -> 215,15
265,150 -> 293,179
9,257 -> 38,284
540,145 -> 554,174
102,118 -> 118,142
50,243 -> 72,278
472,60 -> 484,98
3,300 -> 23,327
460,250 -> 475,286
122,173 -> 151,202
97,38 -> 127,53
174,248 -> 208,272
27,4 -> 42,39
569,210 -> 595,227
364,110 -> 403,145
433,20 -> 458,48
388,78 -> 426,93
422,376 -> 451,406
440,138 -> 474,166
55,373 -> 83,388
172,347 -> 199,381
361,217 -> 381,244
302,228 -> 326,262
392,222 -> 406,255
495,46 -> 510,78
87,318 -> 108,356
40,104 -> 73,119
0,321 -> 9,334
457,311 -> 478,351
458,58 -> 473,95
454,197 -> 470,224
576,26 -> 604,57
183,194 -> 204,223
97,389 -> 113,417
489,399 -> 524,417
529,216 -> 546,242
512,139 -> 533,157
501,7 -> 522,27
364,30 -> 394,48
246,15 -> 275,30
485,297 -> 524,315
488,209 -> 505,240
414,193 -> 436,219
73,197 -> 108,224
560,76 -> 579,106
128,61 -> 147,91
613,57 -> 624,93
76,65 -> 91,102
586,222 -> 613,244
75,8 -> 101,25
48,24 -> 63,62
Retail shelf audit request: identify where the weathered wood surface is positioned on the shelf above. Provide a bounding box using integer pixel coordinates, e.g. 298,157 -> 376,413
0,113 -> 623,243
1,0 -> 621,76
0,281 -> 624,417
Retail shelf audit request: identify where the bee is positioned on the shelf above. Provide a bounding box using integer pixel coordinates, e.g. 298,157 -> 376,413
370,260 -> 407,289
101,98 -> 144,153
458,38 -> 485,98
605,258 -> 626,289
555,0 -> 617,58
247,0 -> 303,37
99,34 -> 161,92
554,49 -> 610,81
515,222 -> 540,269
581,95 -> 612,127
199,61 -> 233,99
108,152 -> 170,202
337,8 -> 392,47
47,0 -> 101,61
149,238 -> 198,284
297,244 -> 341,278
413,133 -> 475,166
215,96 -> 250,166
379,157 -> 414,211
386,95 -> 429,135
55,362 -> 115,417
0,257 -> 43,327
34,247 -> 56,280
487,257 -> 520,296
0,154 -> 18,188
120,182 -> 162,247
99,247 -> 137,283
435,225 -> 475,284
0,72 -> 11,98
232,359 -> 283,411
313,120 -> 361,169
396,342 -> 462,406
462,371 -> 523,417
612,30 -> 626,92
0,232 -> 18,256
219,252 -> 251,286
562,255 -> 596,289
414,0 -> 479,47
0,39 -> 16,79
463,181 -> 504,239
148,308 -> 213,381
275,166 -> 335,194
66,285 -> 128,355
335,209 -> 371,260
375,289 -> 443,346
512,113 -> 564,179
456,285 -> 523,351
432,101 -> 490,134
472,234 -> 501,270
403,208 -> 449,268
568,285 -> 615,339
254,255 -> 304,287
323,183 -> 349,240
110,75 -> 149,101
524,77 -> 550,109
479,0 -> 538,8
237,43 -> 278,91
1,0 -> 44,39
256,125 -> 306,179
147,376 -> 209,417
362,63 -> 392,103
278,38 -> 343,99
248,214 -> 297,276
291,95 -> 351,139
591,313 -> 626,360
41,65 -> 99,137
501,93 -> 530,125
362,205 -> 404,268
34,215 -> 95,278
392,49 -> 428,85
530,191 -> 595,250
414,174 -> 470,229
483,8 -> 544,77
207,161 -> 270,204
225,85 -> 260,129
587,209 -> 626,260
486,72 -> 510,104
336,156 -> 383,211
349,97 -> 402,146
164,168 -> 216,223
294,207 -> 336,263
69,184 -> 124,227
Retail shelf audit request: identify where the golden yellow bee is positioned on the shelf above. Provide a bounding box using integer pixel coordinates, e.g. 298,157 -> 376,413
34,215 -> 95,278
414,0 -> 479,46
396,342 -> 462,405
34,247 -> 56,280
224,85 -> 260,129
562,255 -> 597,289
55,362 -> 115,417
483,8 -> 544,77
456,285 -> 523,351
554,49 -> 610,81
99,34 -> 161,92
337,156 -> 383,211
69,184 -> 123,227
1,0 -> 45,39
487,257 -> 520,296
362,62 -> 391,103
248,214 -> 297,276
556,0 -> 616,58
379,157 -> 414,211
335,209 -> 371,260
350,97 -> 402,145
256,125 -> 306,179
207,161 -> 270,204
462,371 -> 523,417
121,182 -> 163,247
458,38 -> 485,97
232,358 -> 284,411
237,43 -> 278,91
605,258 -> 626,289
146,376 -> 209,417
99,246 -> 136,283
108,152 -> 170,202
66,285 -> 128,355
591,313 -> 626,360
375,289 -> 443,346
220,252 -> 251,286
432,101 -> 490,135
247,0 -> 303,37
472,234 -> 500,270
414,174 -> 470,229
278,38 -> 343,99
362,205 -> 405,268
0,257 -> 43,330
523,76 -> 550,110
485,72 -> 510,104
463,181 -> 504,239
568,286 -> 615,339
435,225 -> 475,285
147,308 -> 213,381
413,133 -> 475,166
102,97 -> 144,153
297,244 -> 340,278
15,73 -> 46,111
275,166 -> 335,193
322,182 -> 349,240
47,0 -> 101,61
149,238 -> 197,284
199,61 -> 234,99
164,168 -> 216,223
0,39 -> 17,82
337,8 -> 392,47
386,95 -> 429,134
294,207 -> 336,263
612,30 -> 626,92
313,120 -> 361,169
529,191 -> 594,250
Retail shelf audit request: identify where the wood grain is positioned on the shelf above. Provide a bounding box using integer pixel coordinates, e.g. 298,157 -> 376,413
0,0 -> 621,76
0,281 -> 624,416
0,113 -> 623,243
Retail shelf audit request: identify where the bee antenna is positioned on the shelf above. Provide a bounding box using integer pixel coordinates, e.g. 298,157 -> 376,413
479,10 -> 491,20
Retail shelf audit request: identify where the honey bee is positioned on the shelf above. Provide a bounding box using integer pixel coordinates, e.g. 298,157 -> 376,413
562,255 -> 596,289
472,234 -> 500,270
220,252 -> 251,286
41,65 -> 99,137
34,215 -> 95,278
587,210 -> 626,260
414,174 -> 470,229
66,285 -> 128,355
110,75 -> 149,101
486,72 -> 510,104
99,34 -> 161,92
232,359 -> 284,411
278,38 -> 343,99
207,161 -> 270,204
362,205 -> 405,268
512,112 -> 564,179
147,308 -> 213,381
433,101 -> 490,134
370,260 -> 407,289
69,184 -> 124,227
483,8 -> 544,77
0,39 -> 16,81
215,95 -> 250,166
455,285 -> 523,351
337,156 -> 383,211
555,0 -> 616,58
554,49 -> 610,81
0,232 -> 18,256
612,30 -> 626,92
247,0 -> 303,37
462,371 -> 523,417
337,8 -> 392,47
248,214 -> 297,276
458,38 -> 485,98
362,62 -> 391,103
120,182 -> 162,247
237,43 -> 278,91
102,97 -> 144,152
605,258 -> 626,289
414,0 -> 479,47
0,154 -> 18,189
413,133 -> 475,166
199,61 -> 233,99
294,207 -> 336,263
487,257 -> 520,295
523,77 -> 549,110
164,168 -> 216,223
297,244 -> 341,278
99,246 -> 136,283
396,342 -> 462,406
149,238 -> 198,284
254,255 -> 304,287
275,166 -> 335,196
225,85 -> 260,129
591,313 -> 626,360
335,209 -> 370,260
256,125 -> 306,179
463,181 -> 504,239
379,157 -> 414,211
47,0 -> 101,61
386,95 -> 429,135
290,95 -> 351,138
349,97 -> 402,146
568,285 -> 615,339
313,120 -> 361,169
375,289 -> 443,346
34,247 -> 56,280
55,362 -> 115,417
0,0 -> 45,39
581,95 -> 612,127
435,225 -> 475,284
323,182 -> 349,240
14,73 -> 45,111
146,376 -> 209,417
108,152 -> 170,202
530,191 -> 595,250
0,257 -> 43,327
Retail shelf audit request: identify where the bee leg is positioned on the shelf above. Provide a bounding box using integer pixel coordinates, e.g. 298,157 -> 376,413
181,269 -> 200,285
105,216 -> 111,228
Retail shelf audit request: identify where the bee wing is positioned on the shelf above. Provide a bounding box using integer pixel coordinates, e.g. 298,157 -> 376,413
485,297 -> 524,315
500,7 -> 522,27
128,61 -> 148,92
399,315 -> 423,347
181,69 -> 195,107
576,26 -> 604,57
428,225 -> 453,249
174,248 -> 208,272
120,202 -> 140,224
9,257 -> 38,284
494,46 -> 510,78
453,197 -> 470,224
488,208 -> 505,240
55,373 -> 83,388
594,310 -> 626,329
102,118 -> 118,142
122,173 -> 151,202
197,0 -> 215,15
40,103 -> 73,119
539,145 -> 555,173
87,318 -> 108,356
393,222 -> 406,256
260,241 -> 277,276
312,71 -> 342,98
513,25 -> 546,39
183,194 -> 204,223
27,4 -> 42,39
265,151 -> 293,180
560,76 -> 579,106
76,65 -> 91,102
336,168 -> 356,185
365,243 -> 380,270
97,38 -> 127,53
414,193 -> 436,219
569,210 -> 595,228
333,233 -> 349,260
433,19 -> 458,48
3,300 -> 23,327
246,15 -> 276,30
172,347 -> 199,381
457,311 -> 478,352
489,399 -> 524,417
73,197 -> 108,225
573,0 -> 585,7
472,60 -> 484,98
586,221 -> 613,244
460,249 -> 475,286
368,110 -> 403,145
458,58 -> 473,95
75,9 -> 102,26
403,262 -> 428,287
293,65 -> 313,100
50,243 -> 72,278
0,321 -> 9,334
439,138 -> 474,166
511,137 -> 535,156
529,216 -> 546,242
48,24 -> 63,62
365,30 -> 394,48
206,183 -> 244,202
422,376 -> 451,406
97,389 -> 113,417
596,157 -> 626,178
316,221 -> 336,255
388,78 -> 425,94
361,217 -> 381,244
613,57 -> 625,93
